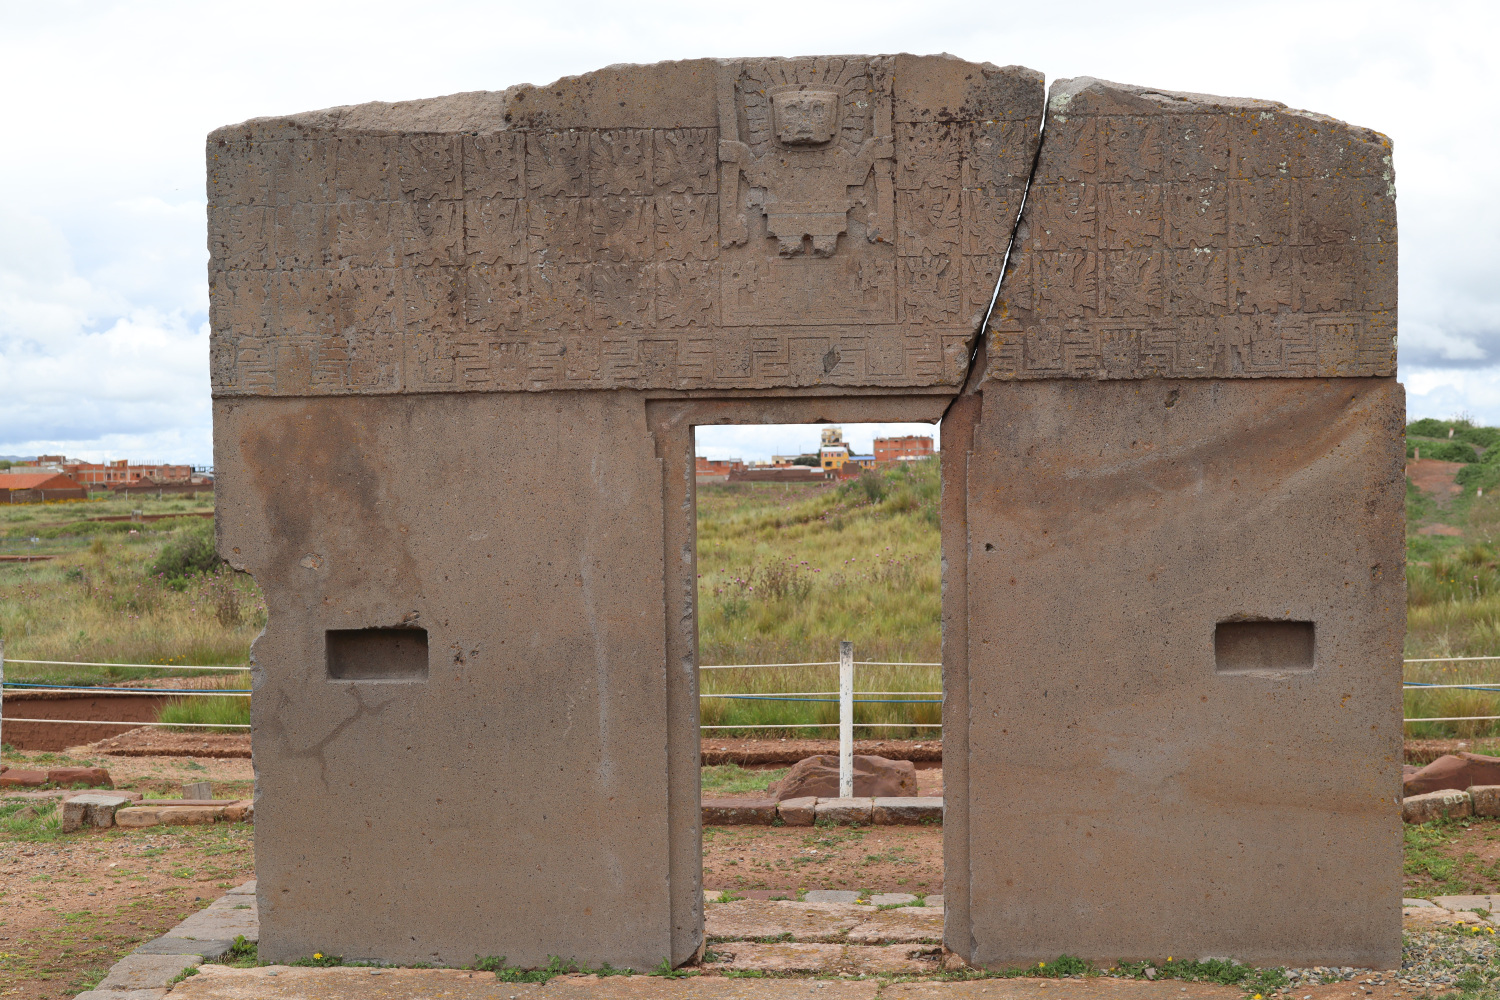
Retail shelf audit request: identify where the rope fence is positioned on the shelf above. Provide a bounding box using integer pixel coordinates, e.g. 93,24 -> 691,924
2,644 -> 1498,735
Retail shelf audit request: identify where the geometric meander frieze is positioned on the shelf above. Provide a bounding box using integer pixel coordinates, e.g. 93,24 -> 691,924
207,55 -> 1043,396
987,77 -> 1396,380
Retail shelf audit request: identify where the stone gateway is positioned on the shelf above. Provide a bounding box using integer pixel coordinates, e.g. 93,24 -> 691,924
208,55 -> 1403,971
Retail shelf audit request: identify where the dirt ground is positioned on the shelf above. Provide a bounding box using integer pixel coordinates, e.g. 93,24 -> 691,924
704,824 -> 944,896
0,749 -> 256,999
1406,459 -> 1464,500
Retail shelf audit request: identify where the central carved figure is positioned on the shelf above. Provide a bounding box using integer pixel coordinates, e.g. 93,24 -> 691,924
722,82 -> 893,257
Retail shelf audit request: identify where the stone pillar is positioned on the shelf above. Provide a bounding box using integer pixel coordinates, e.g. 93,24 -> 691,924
216,392 -> 672,968
949,77 -> 1404,968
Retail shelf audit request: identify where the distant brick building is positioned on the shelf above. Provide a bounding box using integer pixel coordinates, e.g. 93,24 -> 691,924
695,456 -> 744,479
17,456 -> 193,486
873,435 -> 935,466
0,472 -> 88,503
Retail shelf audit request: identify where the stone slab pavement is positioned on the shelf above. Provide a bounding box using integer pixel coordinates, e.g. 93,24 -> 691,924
158,967 -> 1254,1000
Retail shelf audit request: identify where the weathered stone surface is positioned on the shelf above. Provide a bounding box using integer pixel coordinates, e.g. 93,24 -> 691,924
1404,789 -> 1473,824
97,953 -> 202,990
954,376 -> 1405,969
115,804 -> 227,828
845,943 -> 942,973
1469,785 -> 1500,817
171,895 -> 260,942
1404,753 -> 1500,795
217,392 -> 674,970
701,798 -> 776,825
868,893 -> 919,906
815,797 -> 874,824
989,77 -> 1396,381
1432,894 -> 1500,913
208,54 -> 1402,974
74,990 -> 168,1000
208,56 -> 1044,400
173,966 -> 884,999
134,936 -> 236,959
776,755 -> 917,800
0,768 -> 46,787
776,796 -> 818,826
872,796 -> 942,824
887,980 -> 1244,1000
1403,905 -> 1490,930
704,941 -> 846,972
47,766 -> 113,787
804,890 -> 862,904
60,792 -> 133,832
706,900 -> 862,942
846,906 -> 945,944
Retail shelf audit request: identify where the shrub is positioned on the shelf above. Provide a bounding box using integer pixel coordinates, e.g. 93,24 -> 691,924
150,521 -> 221,580
1407,438 -> 1479,463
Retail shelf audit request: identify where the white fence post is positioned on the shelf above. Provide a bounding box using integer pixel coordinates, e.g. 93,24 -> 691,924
839,640 -> 853,798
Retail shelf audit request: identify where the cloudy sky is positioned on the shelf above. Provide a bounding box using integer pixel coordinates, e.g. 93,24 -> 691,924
1,0 -> 1494,466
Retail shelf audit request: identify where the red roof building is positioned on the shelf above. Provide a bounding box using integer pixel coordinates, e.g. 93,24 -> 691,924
0,472 -> 88,503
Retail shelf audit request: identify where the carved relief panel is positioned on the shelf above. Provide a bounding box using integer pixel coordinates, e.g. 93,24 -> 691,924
202,58 -> 1039,395
988,78 -> 1396,379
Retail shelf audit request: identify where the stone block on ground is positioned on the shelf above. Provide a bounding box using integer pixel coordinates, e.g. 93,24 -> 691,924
47,766 -> 113,788
815,797 -> 873,824
61,792 -> 134,832
223,800 -> 253,822
868,893 -> 918,906
97,952 -> 203,990
115,804 -> 229,828
1404,753 -> 1500,796
872,796 -> 943,824
703,941 -> 846,972
1432,893 -> 1500,913
776,755 -> 917,800
777,796 -> 817,825
706,900 -> 863,942
1469,785 -> 1500,817
846,906 -> 945,944
804,890 -> 861,904
226,879 -> 256,895
1403,898 -> 1435,907
844,943 -> 942,973
182,780 -> 213,799
1403,905 -> 1490,930
134,936 -> 236,959
74,990 -> 168,999
924,894 -> 943,910
701,798 -> 776,825
0,769 -> 47,788
1403,789 -> 1473,824
171,897 -> 260,941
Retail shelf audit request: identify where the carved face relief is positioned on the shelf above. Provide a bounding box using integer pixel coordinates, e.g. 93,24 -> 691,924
771,89 -> 839,147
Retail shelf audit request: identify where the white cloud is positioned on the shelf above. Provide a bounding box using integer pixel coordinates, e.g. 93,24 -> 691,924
1404,367 -> 1500,426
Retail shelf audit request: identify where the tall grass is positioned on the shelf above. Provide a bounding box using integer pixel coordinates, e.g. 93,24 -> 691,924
156,672 -> 253,733
0,510 -> 264,686
696,461 -> 942,736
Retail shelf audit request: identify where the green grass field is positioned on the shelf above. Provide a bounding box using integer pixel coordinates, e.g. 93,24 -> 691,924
3,421 -> 1498,738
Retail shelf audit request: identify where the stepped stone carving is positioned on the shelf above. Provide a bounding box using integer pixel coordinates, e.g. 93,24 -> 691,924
988,77 -> 1396,379
208,55 -> 1043,397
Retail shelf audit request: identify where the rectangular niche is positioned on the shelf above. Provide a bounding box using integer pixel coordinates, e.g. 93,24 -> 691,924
326,627 -> 429,681
1214,620 -> 1315,676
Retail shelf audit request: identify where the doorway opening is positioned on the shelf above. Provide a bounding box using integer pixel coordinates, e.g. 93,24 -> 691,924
692,419 -> 946,911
